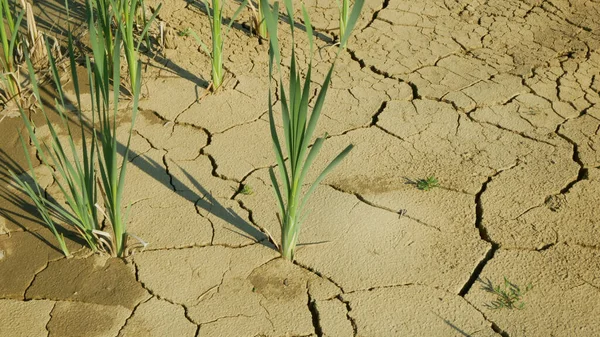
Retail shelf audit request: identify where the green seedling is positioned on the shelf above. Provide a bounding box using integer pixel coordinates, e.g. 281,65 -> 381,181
481,277 -> 533,310
178,27 -> 192,37
261,0 -> 364,261
240,184 -> 253,195
199,0 -> 248,91
416,176 -> 439,191
10,38 -> 100,258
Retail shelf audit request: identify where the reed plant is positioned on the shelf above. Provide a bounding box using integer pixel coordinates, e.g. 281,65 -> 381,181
261,0 -> 364,260
88,1 -> 143,256
199,0 -> 247,91
85,0 -> 160,95
9,44 -> 100,257
9,5 -> 142,257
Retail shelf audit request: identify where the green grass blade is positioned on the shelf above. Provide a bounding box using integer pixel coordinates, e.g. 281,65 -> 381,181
339,0 -> 364,48
300,144 -> 353,214
301,5 -> 314,55
268,167 -> 285,227
261,0 -> 280,64
299,64 -> 334,154
226,0 -> 248,33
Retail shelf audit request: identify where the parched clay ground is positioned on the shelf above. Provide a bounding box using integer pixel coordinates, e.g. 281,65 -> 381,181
1,0 -> 600,336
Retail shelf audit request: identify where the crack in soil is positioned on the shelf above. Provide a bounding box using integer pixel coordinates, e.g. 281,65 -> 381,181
457,161 -> 519,297
336,295 -> 358,337
306,290 -> 323,337
115,296 -> 153,337
362,0 -> 391,32
44,301 -> 57,336
131,261 -> 198,327
555,123 -> 588,195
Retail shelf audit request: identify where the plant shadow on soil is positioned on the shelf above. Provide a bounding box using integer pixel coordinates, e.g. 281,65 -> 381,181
123,144 -> 269,246
0,149 -> 89,253
1,75 -> 265,254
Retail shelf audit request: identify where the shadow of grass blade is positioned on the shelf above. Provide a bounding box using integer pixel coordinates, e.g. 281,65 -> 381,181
9,132 -> 71,257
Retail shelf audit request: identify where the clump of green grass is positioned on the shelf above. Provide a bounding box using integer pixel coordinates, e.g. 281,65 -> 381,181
9,4 -> 142,258
199,0 -> 247,91
261,0 -> 364,261
481,277 -> 533,310
416,176 -> 439,191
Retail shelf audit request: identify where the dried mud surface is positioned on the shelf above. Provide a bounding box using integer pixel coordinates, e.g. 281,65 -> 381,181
1,0 -> 600,336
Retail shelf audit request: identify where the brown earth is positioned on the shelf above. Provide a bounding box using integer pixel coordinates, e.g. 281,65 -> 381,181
1,0 -> 600,336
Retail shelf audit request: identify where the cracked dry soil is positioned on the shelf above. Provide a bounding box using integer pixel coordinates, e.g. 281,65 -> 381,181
1,0 -> 600,336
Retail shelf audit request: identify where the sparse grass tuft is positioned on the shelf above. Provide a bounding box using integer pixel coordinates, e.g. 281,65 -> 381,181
481,277 -> 533,310
239,184 -> 253,195
416,176 -> 439,191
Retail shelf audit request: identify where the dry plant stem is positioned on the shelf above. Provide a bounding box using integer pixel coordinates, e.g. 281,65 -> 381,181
261,0 -> 364,261
19,0 -> 48,67
248,0 -> 267,39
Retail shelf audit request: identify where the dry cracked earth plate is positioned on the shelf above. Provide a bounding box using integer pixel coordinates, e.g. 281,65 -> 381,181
1,0 -> 600,336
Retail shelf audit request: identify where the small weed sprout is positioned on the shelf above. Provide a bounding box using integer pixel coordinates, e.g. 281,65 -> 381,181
481,277 -> 533,310
262,0 -> 364,261
178,27 -> 193,37
416,176 -> 439,191
240,184 -> 254,195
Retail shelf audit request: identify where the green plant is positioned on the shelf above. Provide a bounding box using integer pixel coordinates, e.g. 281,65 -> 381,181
9,4 -> 142,257
85,0 -> 160,95
481,277 -> 533,310
261,0 -> 364,260
199,0 -> 247,91
248,0 -> 267,39
239,183 -> 253,195
0,0 -> 24,103
416,176 -> 439,191
9,42 -> 100,257
90,25 -> 142,258
178,27 -> 192,37
337,0 -> 360,48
